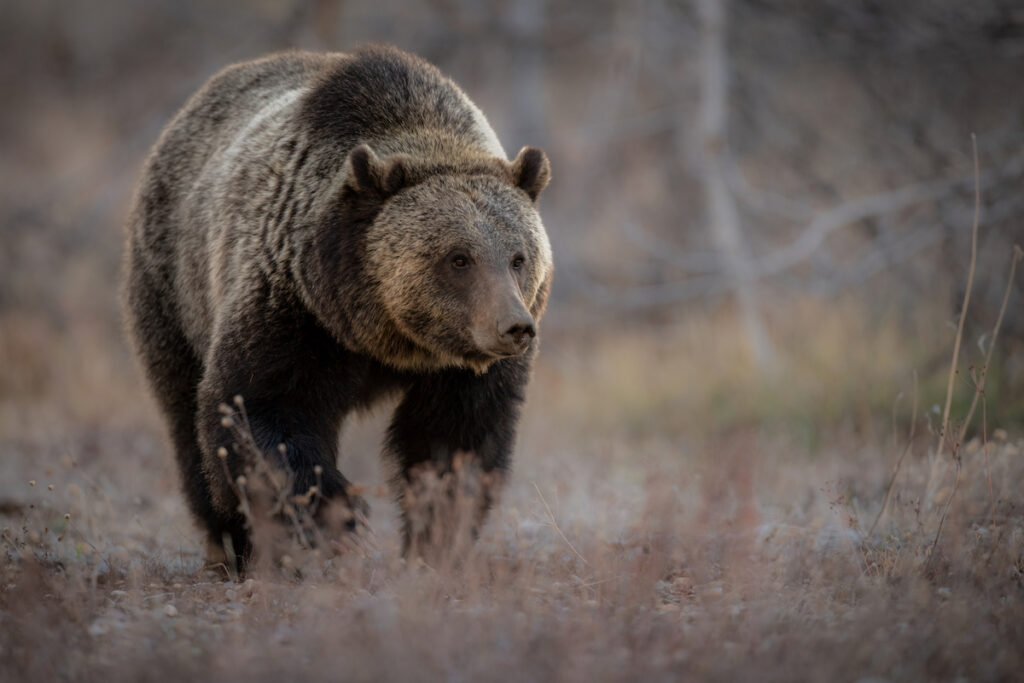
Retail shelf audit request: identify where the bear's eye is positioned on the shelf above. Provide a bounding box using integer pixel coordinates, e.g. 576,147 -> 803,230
511,255 -> 525,270
451,254 -> 470,269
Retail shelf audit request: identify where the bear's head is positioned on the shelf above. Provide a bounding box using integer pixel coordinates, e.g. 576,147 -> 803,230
323,144 -> 553,374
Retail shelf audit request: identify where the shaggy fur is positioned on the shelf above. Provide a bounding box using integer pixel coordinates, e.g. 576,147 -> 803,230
123,46 -> 553,566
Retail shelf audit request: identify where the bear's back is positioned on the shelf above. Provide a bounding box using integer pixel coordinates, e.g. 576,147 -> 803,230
299,46 -> 505,157
139,52 -> 332,222
133,47 -> 504,260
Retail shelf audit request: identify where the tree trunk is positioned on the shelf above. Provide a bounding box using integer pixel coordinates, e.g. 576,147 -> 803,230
697,0 -> 777,369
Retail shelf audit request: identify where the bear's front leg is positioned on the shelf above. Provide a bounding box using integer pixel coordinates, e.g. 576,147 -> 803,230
195,309 -> 368,565
387,354 -> 532,562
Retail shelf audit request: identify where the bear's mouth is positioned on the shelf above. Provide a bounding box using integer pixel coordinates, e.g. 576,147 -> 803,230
484,337 -> 531,359
461,339 -> 529,365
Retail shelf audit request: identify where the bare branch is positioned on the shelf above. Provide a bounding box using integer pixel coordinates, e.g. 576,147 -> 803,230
752,155 -> 1021,279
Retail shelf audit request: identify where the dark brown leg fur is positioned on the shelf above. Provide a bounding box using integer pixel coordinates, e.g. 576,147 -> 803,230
125,264 -> 249,569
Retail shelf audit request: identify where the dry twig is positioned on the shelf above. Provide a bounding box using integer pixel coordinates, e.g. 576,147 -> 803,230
869,371 -> 918,536
533,482 -> 589,567
926,135 -> 981,568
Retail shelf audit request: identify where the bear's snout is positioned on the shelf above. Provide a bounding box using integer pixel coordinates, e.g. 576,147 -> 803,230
493,305 -> 535,356
469,271 -> 538,359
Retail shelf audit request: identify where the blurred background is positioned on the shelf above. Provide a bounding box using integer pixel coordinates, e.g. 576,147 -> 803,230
5,5 -> 1024,677
2,0 -> 1023,439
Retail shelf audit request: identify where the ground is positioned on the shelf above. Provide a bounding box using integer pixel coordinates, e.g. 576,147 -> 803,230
1,304 -> 1023,681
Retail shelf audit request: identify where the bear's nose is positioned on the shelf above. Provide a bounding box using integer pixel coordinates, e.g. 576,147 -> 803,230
500,319 -> 536,346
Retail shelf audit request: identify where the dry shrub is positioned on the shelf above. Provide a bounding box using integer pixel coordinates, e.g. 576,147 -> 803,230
400,454 -> 502,569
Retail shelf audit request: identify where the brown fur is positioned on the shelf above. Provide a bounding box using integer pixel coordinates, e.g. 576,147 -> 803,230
123,46 -> 553,566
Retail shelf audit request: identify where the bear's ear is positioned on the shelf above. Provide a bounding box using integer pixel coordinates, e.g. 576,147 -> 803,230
345,144 -> 408,198
510,146 -> 551,202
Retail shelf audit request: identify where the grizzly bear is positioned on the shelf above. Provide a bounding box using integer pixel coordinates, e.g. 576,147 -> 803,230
123,46 -> 553,568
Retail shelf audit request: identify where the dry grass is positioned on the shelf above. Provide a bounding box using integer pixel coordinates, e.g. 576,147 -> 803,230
538,295 -> 947,441
1,298 -> 1023,682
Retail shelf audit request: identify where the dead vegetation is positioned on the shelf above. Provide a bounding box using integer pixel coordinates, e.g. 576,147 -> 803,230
2,294 -> 1023,680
